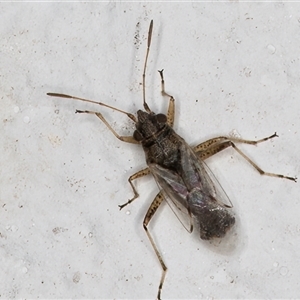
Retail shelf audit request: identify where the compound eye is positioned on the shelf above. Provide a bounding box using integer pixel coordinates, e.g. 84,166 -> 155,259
156,114 -> 167,124
133,130 -> 143,141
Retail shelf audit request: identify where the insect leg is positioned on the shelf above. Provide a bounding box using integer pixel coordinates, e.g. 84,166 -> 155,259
118,168 -> 151,210
158,69 -> 175,127
193,134 -> 296,182
193,132 -> 279,154
75,110 -> 139,144
143,191 -> 167,300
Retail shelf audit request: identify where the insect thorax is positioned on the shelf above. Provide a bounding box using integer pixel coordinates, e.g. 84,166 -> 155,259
142,126 -> 183,171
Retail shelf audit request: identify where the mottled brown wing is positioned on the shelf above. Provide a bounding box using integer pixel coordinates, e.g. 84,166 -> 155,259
149,139 -> 233,232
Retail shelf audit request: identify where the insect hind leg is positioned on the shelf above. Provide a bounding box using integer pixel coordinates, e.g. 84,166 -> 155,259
194,133 -> 296,182
143,191 -> 167,300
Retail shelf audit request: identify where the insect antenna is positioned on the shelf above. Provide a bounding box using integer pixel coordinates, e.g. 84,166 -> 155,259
142,20 -> 153,113
46,93 -> 137,123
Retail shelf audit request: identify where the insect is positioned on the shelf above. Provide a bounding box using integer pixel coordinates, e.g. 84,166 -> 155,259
47,21 -> 296,299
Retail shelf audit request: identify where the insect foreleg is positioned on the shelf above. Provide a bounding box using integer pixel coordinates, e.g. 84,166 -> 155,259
76,110 -> 139,144
158,69 -> 175,127
143,191 -> 167,300
193,135 -> 296,182
118,168 -> 151,210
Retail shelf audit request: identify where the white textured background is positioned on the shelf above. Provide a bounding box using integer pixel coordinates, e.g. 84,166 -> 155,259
1,2 -> 300,299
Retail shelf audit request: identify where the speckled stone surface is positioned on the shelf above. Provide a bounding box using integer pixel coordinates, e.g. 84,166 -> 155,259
1,2 -> 299,299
